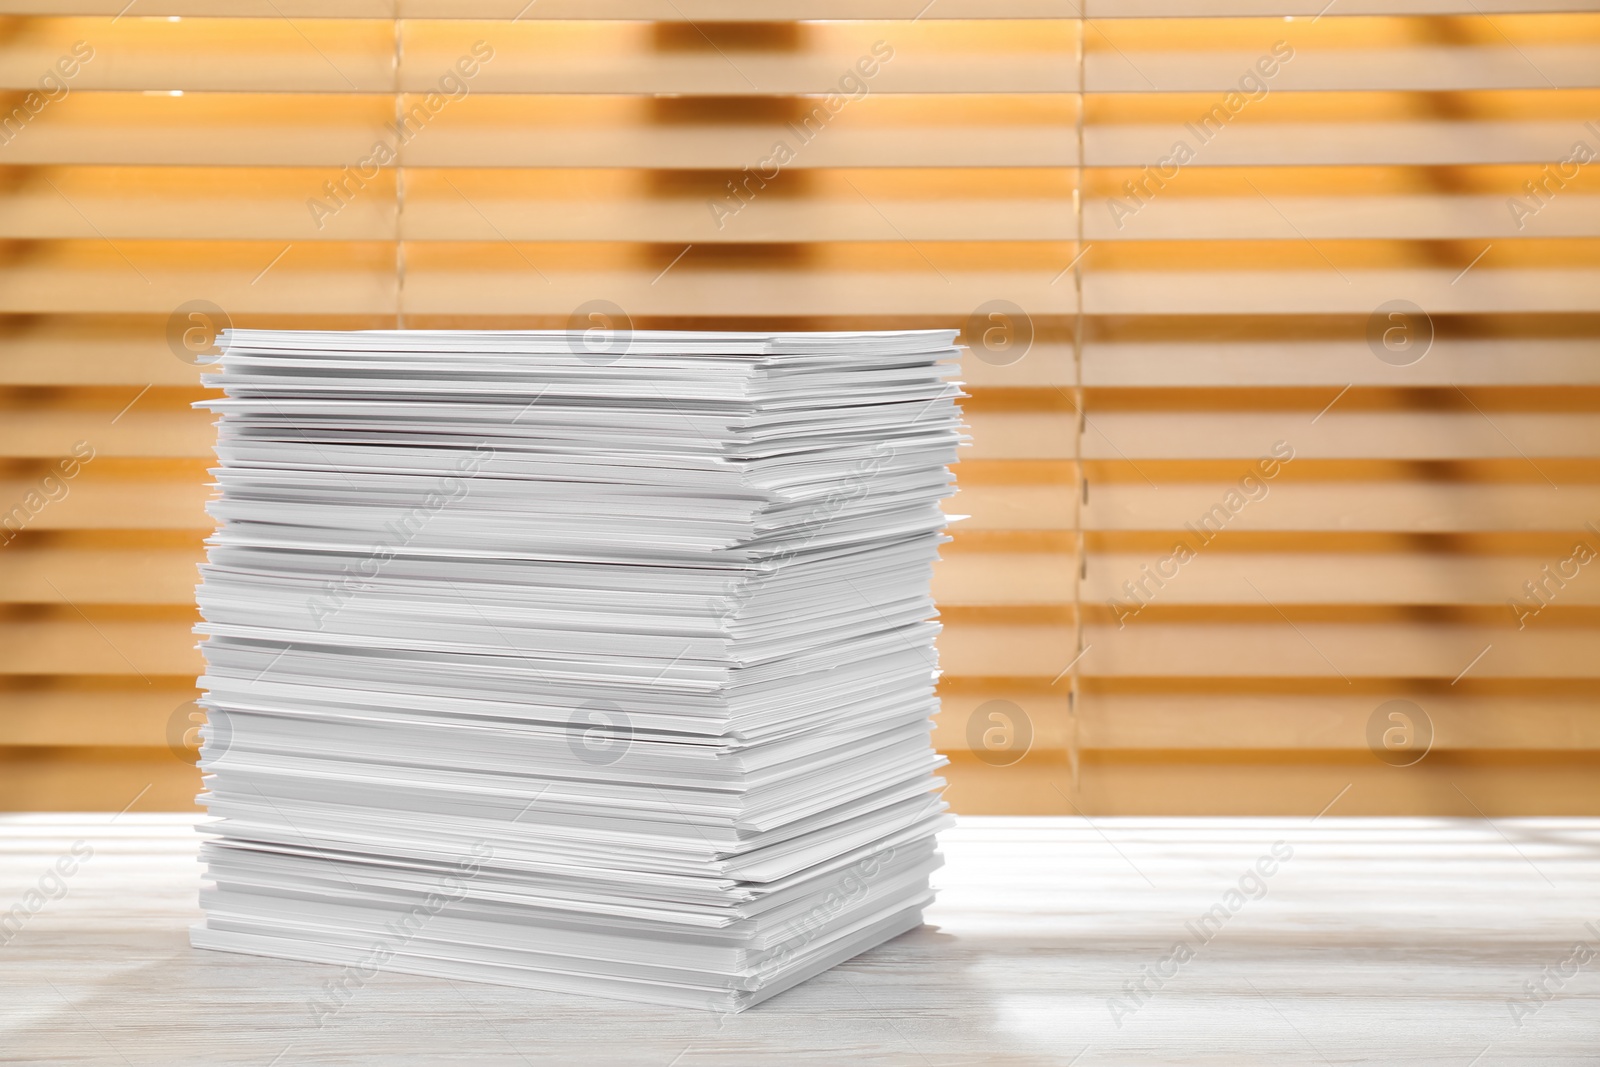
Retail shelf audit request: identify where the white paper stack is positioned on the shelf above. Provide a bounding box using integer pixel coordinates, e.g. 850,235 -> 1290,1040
188,328 -> 964,1012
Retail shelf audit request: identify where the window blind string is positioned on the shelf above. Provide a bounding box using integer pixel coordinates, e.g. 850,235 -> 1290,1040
393,16 -> 407,330
1067,14 -> 1087,793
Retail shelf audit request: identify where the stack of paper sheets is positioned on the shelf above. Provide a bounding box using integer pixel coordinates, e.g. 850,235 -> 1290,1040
188,328 -> 964,1011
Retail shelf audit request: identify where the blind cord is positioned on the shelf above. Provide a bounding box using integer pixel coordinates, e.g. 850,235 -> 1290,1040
1067,14 -> 1087,793
393,16 -> 407,330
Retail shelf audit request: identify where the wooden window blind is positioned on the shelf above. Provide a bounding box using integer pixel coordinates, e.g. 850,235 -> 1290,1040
0,2 -> 1594,815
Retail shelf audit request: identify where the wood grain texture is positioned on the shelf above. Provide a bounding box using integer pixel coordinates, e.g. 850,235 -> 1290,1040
1,815 -> 1597,1065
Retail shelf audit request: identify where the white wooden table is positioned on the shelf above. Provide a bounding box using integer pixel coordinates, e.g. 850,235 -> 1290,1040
2,815 -> 1597,1065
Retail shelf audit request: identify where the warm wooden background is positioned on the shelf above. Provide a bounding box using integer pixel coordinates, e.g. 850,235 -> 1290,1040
1,2 -> 1597,814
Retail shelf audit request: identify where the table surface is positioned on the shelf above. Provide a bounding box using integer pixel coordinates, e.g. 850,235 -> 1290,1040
2,814 -> 1597,1066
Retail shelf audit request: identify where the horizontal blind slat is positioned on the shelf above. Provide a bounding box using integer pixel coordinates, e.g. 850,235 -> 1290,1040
1,93 -> 1077,168
962,409 -> 1600,461
1086,47 -> 1600,92
1082,339 -> 1600,387
0,2 -> 1080,17
936,692 -> 1600,752
1087,121 -> 1598,166
1,546 -> 1187,610
1,19 -> 1080,95
1087,1 -> 1600,16
6,616 -> 1589,679
1088,196 -> 1600,241
1084,270 -> 1600,314
1081,482 -> 1596,532
939,619 -> 1599,678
